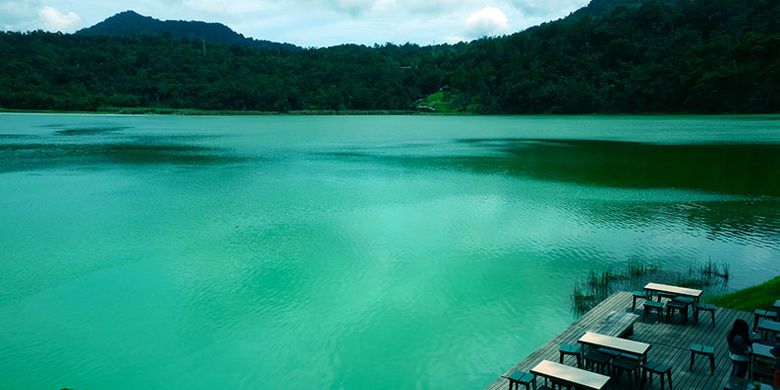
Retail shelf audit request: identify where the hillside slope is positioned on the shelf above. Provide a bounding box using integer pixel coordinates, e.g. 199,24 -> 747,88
1,0 -> 778,113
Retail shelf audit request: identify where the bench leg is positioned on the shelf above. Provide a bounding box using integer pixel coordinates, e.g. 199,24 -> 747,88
708,354 -> 715,375
689,351 -> 694,371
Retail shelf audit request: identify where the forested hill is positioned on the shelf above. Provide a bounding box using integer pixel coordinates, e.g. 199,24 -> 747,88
76,11 -> 299,51
1,0 -> 778,114
577,0 -> 675,17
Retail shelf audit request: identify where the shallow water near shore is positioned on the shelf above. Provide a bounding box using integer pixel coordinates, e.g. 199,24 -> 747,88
1,114 -> 779,389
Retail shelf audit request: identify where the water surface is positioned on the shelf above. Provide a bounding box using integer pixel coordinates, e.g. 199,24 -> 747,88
1,114 -> 779,389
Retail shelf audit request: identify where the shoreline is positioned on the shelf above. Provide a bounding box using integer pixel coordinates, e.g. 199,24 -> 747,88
0,107 -> 421,116
2,108 -> 780,117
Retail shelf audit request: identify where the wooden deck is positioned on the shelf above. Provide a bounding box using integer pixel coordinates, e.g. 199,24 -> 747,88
485,291 -> 754,390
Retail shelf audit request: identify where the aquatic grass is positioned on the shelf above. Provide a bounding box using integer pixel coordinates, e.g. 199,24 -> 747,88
571,259 -> 730,314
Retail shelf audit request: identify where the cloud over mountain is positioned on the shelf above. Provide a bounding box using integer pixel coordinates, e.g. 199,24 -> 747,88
465,6 -> 510,38
39,5 -> 81,32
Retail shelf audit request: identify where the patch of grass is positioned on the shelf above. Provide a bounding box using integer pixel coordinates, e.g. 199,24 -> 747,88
708,276 -> 780,312
415,90 -> 471,113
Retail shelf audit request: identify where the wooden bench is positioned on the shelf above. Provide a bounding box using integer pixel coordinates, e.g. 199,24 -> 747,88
558,343 -> 582,368
642,360 -> 673,390
689,343 -> 715,375
502,370 -> 534,390
530,360 -> 610,390
752,343 -> 775,383
756,318 -> 780,342
632,290 -> 649,310
643,300 -> 664,323
753,309 -> 778,329
666,300 -> 690,324
696,303 -> 717,326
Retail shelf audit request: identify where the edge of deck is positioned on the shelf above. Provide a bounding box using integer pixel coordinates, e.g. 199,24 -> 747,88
484,291 -> 756,390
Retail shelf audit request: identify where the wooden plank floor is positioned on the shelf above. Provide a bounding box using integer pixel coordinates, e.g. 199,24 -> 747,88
484,291 -> 754,390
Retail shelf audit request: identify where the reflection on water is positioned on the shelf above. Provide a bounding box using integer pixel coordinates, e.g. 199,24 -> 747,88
495,140 -> 780,197
55,126 -> 131,136
322,138 -> 780,250
0,115 -> 779,390
329,139 -> 780,196
0,140 -> 245,172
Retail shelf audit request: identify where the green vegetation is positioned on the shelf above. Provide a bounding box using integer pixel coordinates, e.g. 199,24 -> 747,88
0,0 -> 778,113
709,276 -> 780,312
571,259 -> 730,314
415,91 -> 460,113
572,260 -> 659,314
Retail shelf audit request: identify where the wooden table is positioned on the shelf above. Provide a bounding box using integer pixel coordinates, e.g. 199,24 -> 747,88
578,331 -> 652,363
530,360 -> 610,390
644,282 -> 703,322
644,282 -> 703,300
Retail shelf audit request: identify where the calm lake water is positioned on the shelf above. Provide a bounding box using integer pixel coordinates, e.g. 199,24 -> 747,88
1,114 -> 779,389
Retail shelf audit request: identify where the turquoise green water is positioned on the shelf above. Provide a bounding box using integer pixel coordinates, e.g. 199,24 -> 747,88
0,114 -> 779,389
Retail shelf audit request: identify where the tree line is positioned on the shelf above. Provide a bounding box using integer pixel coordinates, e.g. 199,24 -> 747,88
0,0 -> 778,113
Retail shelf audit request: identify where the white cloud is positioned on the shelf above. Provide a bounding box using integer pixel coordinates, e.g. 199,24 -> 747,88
464,6 -> 510,38
511,0 -> 588,17
38,5 -> 81,32
0,0 -> 39,30
181,0 -> 230,14
0,0 -> 592,46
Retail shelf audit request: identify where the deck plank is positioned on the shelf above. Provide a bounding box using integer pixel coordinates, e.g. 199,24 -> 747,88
485,291 -> 757,390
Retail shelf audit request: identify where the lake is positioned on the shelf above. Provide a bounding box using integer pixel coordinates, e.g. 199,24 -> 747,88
1,114 -> 779,389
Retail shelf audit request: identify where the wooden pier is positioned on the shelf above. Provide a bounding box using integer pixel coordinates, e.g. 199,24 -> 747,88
484,291 -> 755,390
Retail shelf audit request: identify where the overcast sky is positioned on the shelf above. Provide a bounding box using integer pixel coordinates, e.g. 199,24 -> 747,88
0,0 -> 590,47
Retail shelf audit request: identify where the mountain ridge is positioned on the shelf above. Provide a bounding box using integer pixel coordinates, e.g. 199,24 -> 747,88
76,10 -> 299,51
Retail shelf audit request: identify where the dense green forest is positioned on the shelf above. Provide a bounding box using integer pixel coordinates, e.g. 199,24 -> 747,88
0,0 -> 778,113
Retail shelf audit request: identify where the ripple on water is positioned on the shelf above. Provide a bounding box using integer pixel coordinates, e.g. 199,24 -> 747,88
2,114 -> 780,390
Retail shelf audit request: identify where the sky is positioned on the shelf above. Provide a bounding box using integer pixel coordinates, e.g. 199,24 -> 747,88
0,0 -> 591,47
